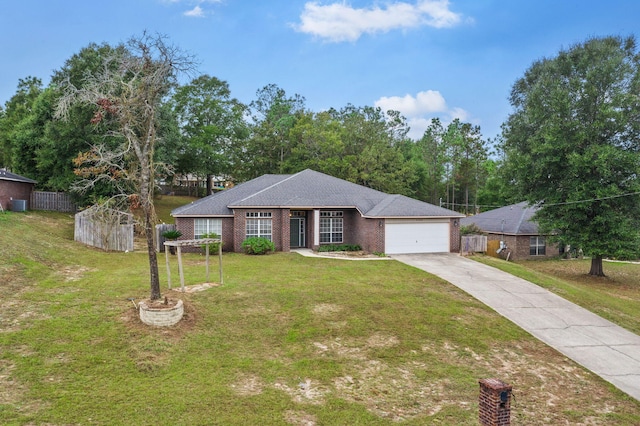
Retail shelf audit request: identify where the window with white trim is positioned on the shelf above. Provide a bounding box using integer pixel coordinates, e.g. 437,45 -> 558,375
246,212 -> 272,240
319,211 -> 343,243
530,236 -> 546,256
194,218 -> 222,239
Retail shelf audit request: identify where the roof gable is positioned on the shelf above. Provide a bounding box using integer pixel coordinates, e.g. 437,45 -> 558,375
461,202 -> 540,234
172,169 -> 462,218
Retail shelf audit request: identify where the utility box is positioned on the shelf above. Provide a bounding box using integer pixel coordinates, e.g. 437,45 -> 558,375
11,199 -> 27,212
479,378 -> 512,426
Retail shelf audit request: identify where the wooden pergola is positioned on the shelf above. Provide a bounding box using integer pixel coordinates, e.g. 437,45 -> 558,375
163,238 -> 223,292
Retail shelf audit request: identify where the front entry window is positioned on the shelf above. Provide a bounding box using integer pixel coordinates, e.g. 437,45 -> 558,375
246,212 -> 272,240
319,211 -> 343,243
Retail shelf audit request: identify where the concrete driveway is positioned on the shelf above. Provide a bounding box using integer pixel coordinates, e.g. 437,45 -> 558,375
392,253 -> 640,401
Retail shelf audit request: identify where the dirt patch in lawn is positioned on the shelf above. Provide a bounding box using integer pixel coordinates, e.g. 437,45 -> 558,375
0,359 -> 48,415
284,410 -> 317,426
230,374 -> 265,396
57,265 -> 97,282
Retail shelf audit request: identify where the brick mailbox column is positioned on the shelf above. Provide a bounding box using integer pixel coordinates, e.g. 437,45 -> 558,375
479,378 -> 512,426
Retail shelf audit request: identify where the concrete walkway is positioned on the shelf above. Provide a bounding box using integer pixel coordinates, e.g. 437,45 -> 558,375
392,253 -> 640,401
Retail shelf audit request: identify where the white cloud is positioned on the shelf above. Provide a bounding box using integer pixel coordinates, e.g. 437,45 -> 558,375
295,0 -> 462,42
162,0 -> 222,17
375,90 -> 447,116
374,90 -> 473,139
184,5 -> 205,17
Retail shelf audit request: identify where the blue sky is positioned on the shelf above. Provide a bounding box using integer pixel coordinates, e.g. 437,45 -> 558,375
1,1 -> 638,141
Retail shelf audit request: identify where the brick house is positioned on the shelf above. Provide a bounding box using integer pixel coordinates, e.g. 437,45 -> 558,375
171,169 -> 464,254
0,170 -> 36,211
461,202 -> 558,260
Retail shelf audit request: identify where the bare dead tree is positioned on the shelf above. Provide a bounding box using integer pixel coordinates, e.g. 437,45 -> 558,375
56,32 -> 196,300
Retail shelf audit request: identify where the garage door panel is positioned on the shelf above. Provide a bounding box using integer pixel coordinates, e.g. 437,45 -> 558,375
385,220 -> 449,254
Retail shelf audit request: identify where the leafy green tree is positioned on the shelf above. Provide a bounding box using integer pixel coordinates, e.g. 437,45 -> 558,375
501,36 -> 640,276
238,84 -> 306,179
404,118 -> 488,210
475,158 -> 511,210
44,43 -> 128,199
287,110 -> 348,176
332,105 -> 416,195
410,118 -> 448,204
444,119 -> 486,214
0,44 -> 129,201
0,77 -> 43,171
171,75 -> 248,193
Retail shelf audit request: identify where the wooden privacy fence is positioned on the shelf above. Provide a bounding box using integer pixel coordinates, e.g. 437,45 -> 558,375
155,223 -> 176,252
74,206 -> 134,252
31,191 -> 77,212
460,235 -> 487,255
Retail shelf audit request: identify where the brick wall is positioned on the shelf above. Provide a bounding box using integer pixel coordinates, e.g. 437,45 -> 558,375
486,234 -> 558,261
479,378 -> 512,425
174,216 -> 234,253
351,214 -> 385,253
0,181 -> 33,211
450,218 -> 461,253
314,209 -> 385,253
232,208 -> 286,252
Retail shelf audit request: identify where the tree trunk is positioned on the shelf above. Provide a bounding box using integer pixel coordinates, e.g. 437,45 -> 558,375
206,173 -> 212,196
589,255 -> 605,277
140,154 -> 161,300
146,203 -> 161,300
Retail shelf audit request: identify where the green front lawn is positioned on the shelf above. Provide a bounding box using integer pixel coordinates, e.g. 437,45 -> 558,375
1,209 -> 639,425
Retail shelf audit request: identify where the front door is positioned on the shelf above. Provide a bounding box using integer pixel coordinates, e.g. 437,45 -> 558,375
290,213 -> 306,248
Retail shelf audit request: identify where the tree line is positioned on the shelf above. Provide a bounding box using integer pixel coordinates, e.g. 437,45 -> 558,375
2,34 -> 639,275
0,41 -> 497,213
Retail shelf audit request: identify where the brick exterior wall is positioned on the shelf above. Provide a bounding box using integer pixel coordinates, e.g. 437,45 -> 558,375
175,208 -> 457,255
450,218 -> 461,253
351,214 -> 385,253
174,216 -> 234,253
310,209 -> 385,253
486,233 -> 558,261
232,208 -> 289,253
0,181 -> 34,211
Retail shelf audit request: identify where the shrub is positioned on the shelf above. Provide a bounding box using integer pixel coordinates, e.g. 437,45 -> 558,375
318,244 -> 362,252
200,232 -> 221,254
242,237 -> 275,255
460,223 -> 484,236
162,229 -> 182,240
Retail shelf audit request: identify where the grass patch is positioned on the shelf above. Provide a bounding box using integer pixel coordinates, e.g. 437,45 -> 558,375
153,194 -> 197,224
1,208 -> 639,424
471,255 -> 640,335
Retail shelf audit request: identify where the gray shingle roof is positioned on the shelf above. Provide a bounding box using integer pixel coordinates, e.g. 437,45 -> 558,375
460,202 -> 540,235
0,170 -> 37,184
172,169 -> 463,218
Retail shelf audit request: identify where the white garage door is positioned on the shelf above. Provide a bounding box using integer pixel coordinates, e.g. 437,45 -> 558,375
385,219 -> 450,254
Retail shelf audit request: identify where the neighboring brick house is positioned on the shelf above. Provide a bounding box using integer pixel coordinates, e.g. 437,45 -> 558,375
171,169 -> 464,254
461,202 -> 558,260
0,170 -> 36,211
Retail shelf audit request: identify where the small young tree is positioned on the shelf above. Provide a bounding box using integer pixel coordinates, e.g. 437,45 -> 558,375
56,32 -> 195,300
